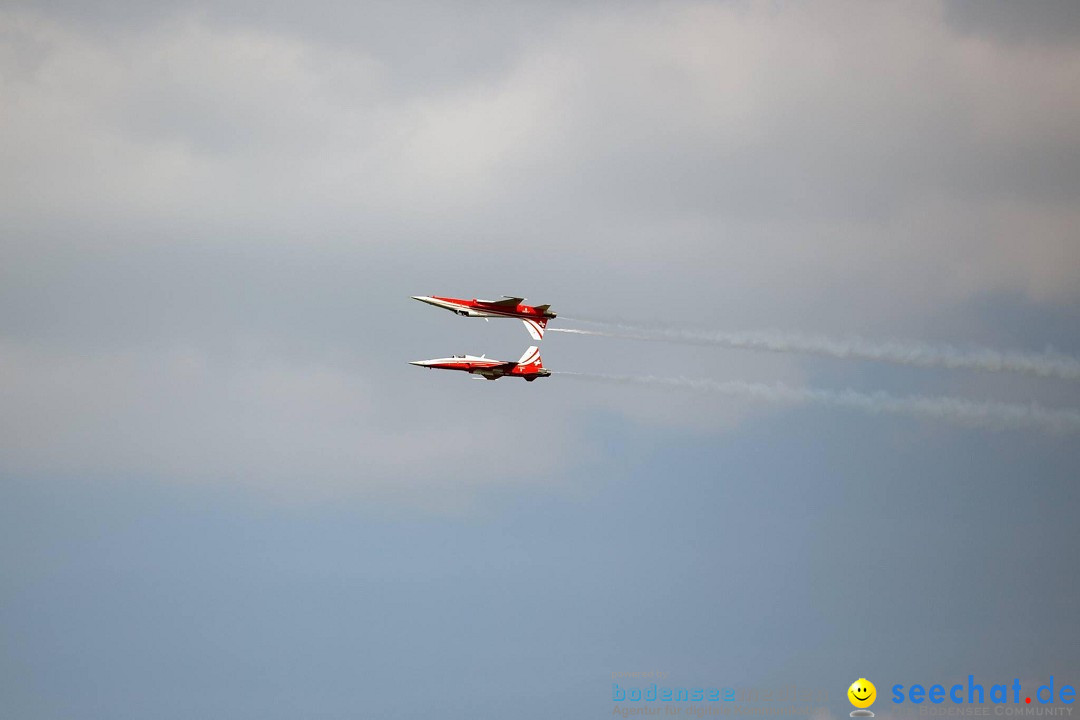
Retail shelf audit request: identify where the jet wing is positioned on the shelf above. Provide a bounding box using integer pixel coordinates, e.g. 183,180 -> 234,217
485,296 -> 525,307
475,369 -> 511,380
473,362 -> 516,379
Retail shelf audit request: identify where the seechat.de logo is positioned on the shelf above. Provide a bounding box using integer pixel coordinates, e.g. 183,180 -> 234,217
891,677 -> 1077,707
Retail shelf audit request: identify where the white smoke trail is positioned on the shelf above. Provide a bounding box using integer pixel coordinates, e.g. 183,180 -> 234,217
550,320 -> 1080,381
552,372 -> 1080,434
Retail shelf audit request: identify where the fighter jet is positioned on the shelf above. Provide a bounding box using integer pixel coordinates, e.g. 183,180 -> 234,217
409,346 -> 550,381
411,295 -> 556,340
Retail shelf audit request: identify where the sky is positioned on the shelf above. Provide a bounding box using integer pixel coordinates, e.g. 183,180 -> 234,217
1,1 -> 1079,718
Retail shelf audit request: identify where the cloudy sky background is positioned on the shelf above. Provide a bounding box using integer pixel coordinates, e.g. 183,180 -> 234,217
2,1 -> 1079,717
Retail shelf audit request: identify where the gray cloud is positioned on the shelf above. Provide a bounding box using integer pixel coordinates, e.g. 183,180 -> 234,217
944,0 -> 1080,46
2,1 -> 1079,502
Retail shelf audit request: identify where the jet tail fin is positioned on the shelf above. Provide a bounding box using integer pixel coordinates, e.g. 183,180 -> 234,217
517,346 -> 542,369
522,317 -> 548,340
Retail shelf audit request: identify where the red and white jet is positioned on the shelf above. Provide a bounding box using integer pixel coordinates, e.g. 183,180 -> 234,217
411,295 -> 556,340
409,346 -> 550,381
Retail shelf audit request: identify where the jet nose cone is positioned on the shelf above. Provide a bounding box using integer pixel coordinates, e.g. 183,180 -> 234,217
409,360 -> 426,366
411,295 -> 435,303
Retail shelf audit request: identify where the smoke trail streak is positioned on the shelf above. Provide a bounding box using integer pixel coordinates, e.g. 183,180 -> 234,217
551,320 -> 1080,381
552,372 -> 1080,434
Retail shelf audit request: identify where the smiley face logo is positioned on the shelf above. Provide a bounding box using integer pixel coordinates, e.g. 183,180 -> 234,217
848,679 -> 877,709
